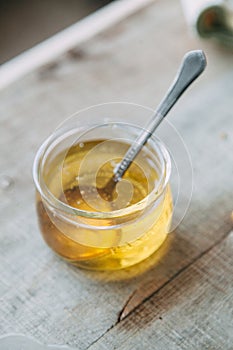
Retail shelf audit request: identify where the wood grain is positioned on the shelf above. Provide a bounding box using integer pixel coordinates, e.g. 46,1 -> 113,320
88,231 -> 233,350
0,0 -> 233,348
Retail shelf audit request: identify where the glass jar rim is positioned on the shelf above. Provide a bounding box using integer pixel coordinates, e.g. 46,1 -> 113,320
33,123 -> 171,219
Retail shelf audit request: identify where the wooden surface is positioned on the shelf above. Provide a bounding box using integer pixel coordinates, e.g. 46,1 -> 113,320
0,0 -> 233,349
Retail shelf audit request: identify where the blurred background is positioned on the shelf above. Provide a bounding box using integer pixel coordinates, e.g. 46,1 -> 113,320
0,0 -> 113,64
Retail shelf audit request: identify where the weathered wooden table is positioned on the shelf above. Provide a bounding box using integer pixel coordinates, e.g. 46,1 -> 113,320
0,0 -> 233,349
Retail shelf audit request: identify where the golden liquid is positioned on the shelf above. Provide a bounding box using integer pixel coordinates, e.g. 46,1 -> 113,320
36,140 -> 173,270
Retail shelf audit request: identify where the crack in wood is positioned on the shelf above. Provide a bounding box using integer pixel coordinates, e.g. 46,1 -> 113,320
85,227 -> 233,350
85,323 -> 117,350
118,227 -> 233,321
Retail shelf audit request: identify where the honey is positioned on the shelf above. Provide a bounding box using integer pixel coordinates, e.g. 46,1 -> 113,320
35,139 -> 173,270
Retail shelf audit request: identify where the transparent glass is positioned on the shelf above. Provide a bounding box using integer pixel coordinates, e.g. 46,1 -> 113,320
33,110 -> 173,270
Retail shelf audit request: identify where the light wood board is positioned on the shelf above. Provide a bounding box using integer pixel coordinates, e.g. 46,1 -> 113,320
0,0 -> 233,349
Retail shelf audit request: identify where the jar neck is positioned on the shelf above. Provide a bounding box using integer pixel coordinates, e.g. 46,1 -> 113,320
33,125 -> 171,220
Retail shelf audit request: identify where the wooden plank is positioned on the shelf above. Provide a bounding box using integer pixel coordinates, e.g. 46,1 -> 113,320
0,0 -> 233,348
88,231 -> 233,350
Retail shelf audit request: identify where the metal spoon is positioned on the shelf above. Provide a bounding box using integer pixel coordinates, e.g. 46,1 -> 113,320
100,50 -> 207,200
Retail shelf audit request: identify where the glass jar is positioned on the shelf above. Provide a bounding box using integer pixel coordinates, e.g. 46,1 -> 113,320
33,107 -> 173,270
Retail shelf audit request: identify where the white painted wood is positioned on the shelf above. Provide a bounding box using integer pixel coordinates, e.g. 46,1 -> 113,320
0,0 -> 232,349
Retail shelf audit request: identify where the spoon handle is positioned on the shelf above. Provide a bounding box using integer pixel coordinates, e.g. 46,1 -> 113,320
113,50 -> 207,182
